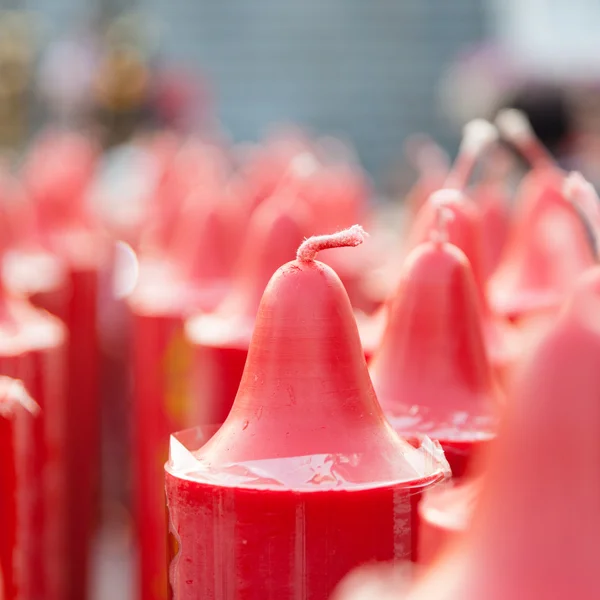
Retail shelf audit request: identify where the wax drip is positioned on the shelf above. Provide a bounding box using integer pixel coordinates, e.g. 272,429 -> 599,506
296,224 -> 368,262
495,108 -> 555,169
444,119 -> 498,190
563,171 -> 600,260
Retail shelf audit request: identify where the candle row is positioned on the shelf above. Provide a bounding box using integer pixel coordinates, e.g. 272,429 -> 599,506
150,114 -> 597,598
0,131 -> 105,600
1,106 -> 595,600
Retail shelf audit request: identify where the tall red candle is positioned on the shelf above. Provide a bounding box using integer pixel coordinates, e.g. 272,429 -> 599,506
0,292 -> 67,600
185,190 -> 310,426
0,378 -> 37,600
130,187 -> 237,600
369,200 -> 501,478
21,129 -> 105,600
166,226 -> 448,599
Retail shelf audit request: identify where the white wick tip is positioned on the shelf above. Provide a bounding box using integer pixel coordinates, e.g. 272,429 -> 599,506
297,224 -> 368,262
495,109 -> 534,144
459,119 -> 498,157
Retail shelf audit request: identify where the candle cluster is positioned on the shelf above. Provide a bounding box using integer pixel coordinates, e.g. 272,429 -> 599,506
0,112 -> 597,600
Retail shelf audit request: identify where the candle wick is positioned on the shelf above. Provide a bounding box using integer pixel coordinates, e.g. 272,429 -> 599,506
444,119 -> 497,190
495,108 -> 555,169
428,189 -> 457,245
563,171 -> 600,260
296,224 -> 368,262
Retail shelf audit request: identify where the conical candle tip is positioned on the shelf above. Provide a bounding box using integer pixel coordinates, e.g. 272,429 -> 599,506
296,224 -> 368,262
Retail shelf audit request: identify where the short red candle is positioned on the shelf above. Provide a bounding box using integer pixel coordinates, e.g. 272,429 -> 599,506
166,226 -> 448,599
370,203 -> 501,478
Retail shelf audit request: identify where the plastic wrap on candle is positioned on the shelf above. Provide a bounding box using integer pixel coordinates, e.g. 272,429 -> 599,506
387,415 -> 494,480
165,426 -> 449,600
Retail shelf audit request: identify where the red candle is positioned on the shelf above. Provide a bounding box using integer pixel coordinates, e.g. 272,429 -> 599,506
166,226 -> 448,599
185,189 -> 310,426
0,292 -> 67,600
21,129 -> 105,600
130,188 -> 236,600
489,109 -> 594,322
0,378 -> 38,600
404,270 -> 600,600
336,234 -> 600,600
407,189 -> 519,389
369,199 -> 501,478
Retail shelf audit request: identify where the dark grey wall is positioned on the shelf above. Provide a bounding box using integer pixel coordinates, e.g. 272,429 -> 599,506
146,0 -> 486,178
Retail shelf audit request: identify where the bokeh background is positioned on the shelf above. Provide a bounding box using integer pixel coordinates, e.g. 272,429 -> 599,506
3,1 -> 600,598
7,0 -> 600,184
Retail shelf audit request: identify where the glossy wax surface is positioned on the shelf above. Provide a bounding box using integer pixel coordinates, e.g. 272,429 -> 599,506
370,242 -> 499,478
167,257 -> 447,599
